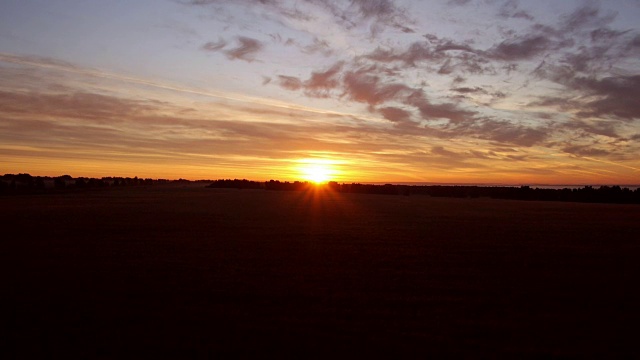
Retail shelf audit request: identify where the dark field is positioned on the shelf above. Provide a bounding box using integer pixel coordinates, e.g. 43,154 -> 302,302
3,186 -> 640,357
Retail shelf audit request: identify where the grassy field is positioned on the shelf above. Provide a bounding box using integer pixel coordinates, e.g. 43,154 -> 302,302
3,185 -> 640,357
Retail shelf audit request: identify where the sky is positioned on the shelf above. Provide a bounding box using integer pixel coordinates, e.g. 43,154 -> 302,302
1,0 -> 640,184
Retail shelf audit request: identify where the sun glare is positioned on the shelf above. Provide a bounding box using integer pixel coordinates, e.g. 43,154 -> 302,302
296,159 -> 339,184
303,164 -> 331,183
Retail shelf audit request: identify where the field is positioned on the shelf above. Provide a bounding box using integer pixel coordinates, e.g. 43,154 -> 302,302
3,185 -> 640,357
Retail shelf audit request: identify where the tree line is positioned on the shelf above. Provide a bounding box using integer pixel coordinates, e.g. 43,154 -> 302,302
208,179 -> 640,204
0,173 -> 187,193
3,174 -> 639,204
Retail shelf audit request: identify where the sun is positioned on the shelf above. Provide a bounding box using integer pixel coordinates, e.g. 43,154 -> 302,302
301,163 -> 332,183
295,158 -> 341,184
294,158 -> 344,184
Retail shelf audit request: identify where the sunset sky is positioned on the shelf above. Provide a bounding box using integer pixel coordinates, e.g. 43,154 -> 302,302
1,0 -> 640,184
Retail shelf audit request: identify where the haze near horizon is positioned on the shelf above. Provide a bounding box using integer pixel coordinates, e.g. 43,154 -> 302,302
1,0 -> 639,184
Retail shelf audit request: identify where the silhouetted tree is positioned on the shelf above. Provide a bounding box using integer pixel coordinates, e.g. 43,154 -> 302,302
35,177 -> 46,190
54,177 -> 66,189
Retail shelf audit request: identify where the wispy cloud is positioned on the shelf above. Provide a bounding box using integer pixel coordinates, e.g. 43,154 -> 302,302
277,75 -> 303,91
498,0 -> 534,21
184,0 -> 415,37
223,37 -> 263,62
201,38 -> 227,52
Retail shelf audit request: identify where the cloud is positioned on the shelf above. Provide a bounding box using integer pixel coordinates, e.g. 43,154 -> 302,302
303,62 -> 344,97
350,0 -> 399,19
181,0 -> 640,161
562,145 -> 611,157
364,36 -> 494,77
431,145 -> 459,157
448,0 -> 472,6
379,106 -> 411,124
349,0 -> 415,34
316,0 -> 415,35
442,118 -> 549,147
590,27 -> 630,42
503,5 -> 639,123
561,48 -> 607,74
353,2 -> 630,91
406,93 -> 475,124
0,90 -> 156,124
572,75 -> 640,120
274,62 -> 343,97
184,0 -> 278,5
366,35 -> 483,67
561,4 -> 617,33
0,76 -> 402,161
480,122 -> 547,146
277,75 -> 303,91
491,35 -> 547,60
564,119 -> 621,139
341,68 -> 414,106
273,59 -> 480,131
628,34 -> 640,49
184,0 -> 414,36
224,37 -> 263,62
202,38 -> 227,52
450,86 -> 487,94
365,42 -> 436,66
282,66 -> 399,107
498,0 -> 534,21
301,37 -> 334,57
0,52 -> 80,71
489,35 -> 567,61
280,65 -> 547,147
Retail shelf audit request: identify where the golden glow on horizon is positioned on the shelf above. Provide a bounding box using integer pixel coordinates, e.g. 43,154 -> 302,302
303,164 -> 331,183
296,159 -> 340,183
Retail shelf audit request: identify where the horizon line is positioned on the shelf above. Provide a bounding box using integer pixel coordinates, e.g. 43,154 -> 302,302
3,173 -> 639,189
